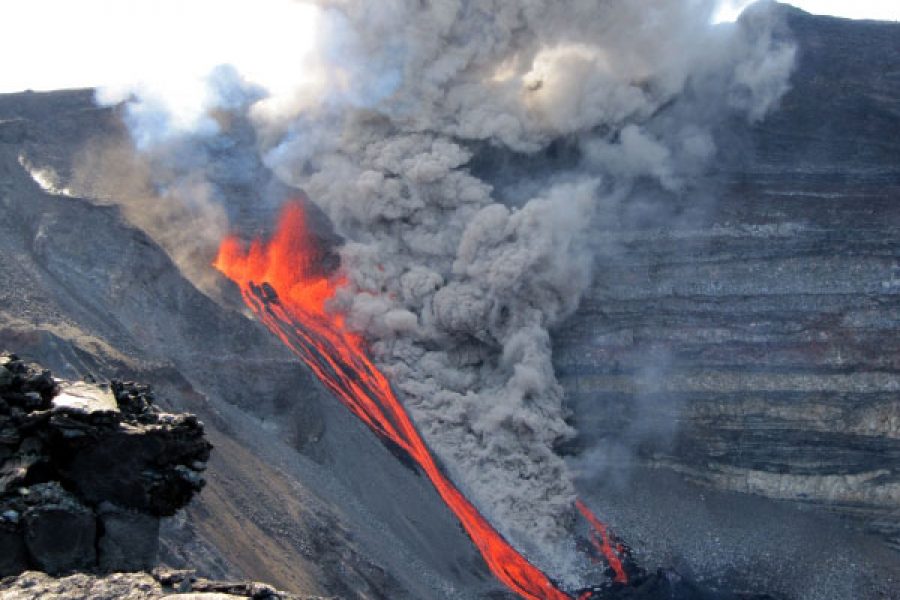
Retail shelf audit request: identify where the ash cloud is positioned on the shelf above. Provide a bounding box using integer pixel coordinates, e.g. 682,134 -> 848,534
83,0 -> 796,583
67,136 -> 229,296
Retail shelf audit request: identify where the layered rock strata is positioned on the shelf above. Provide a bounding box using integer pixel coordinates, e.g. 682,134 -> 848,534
554,6 -> 900,553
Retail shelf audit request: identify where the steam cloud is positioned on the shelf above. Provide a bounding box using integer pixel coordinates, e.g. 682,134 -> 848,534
86,0 -> 795,580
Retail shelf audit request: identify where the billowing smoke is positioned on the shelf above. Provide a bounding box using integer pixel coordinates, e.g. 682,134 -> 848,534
82,0 -> 795,579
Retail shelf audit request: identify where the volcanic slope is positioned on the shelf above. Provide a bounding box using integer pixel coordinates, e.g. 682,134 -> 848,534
0,91 -> 499,600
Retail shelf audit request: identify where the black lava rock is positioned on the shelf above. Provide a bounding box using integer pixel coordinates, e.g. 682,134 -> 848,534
0,352 -> 212,576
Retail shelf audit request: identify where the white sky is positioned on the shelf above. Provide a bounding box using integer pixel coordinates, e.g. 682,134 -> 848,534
0,1 -> 897,94
0,0 -> 321,95
714,0 -> 900,22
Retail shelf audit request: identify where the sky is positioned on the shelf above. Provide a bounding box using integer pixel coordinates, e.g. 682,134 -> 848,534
0,0 -> 321,95
714,0 -> 900,22
0,0 -> 897,95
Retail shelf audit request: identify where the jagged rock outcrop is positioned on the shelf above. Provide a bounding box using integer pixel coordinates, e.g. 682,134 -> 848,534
0,351 -> 211,576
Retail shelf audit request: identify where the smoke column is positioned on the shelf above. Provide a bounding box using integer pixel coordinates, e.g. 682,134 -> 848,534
91,0 -> 795,583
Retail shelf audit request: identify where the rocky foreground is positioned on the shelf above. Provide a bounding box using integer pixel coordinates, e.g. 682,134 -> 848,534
0,569 -> 330,600
0,352 -> 330,599
0,350 -> 210,575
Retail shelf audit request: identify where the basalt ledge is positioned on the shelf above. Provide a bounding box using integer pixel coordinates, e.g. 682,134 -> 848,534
0,350 -> 211,576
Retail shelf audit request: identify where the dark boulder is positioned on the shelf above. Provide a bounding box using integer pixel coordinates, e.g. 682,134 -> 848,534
97,502 -> 160,572
21,483 -> 96,574
0,524 -> 28,576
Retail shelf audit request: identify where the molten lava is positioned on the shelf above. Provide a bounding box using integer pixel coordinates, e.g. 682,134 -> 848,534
214,200 -> 626,599
575,500 -> 628,584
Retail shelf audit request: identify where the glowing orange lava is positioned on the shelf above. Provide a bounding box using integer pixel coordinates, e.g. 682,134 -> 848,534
215,200 -> 625,599
575,500 -> 628,584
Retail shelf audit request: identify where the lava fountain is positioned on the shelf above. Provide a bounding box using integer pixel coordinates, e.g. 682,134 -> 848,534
214,200 -> 627,599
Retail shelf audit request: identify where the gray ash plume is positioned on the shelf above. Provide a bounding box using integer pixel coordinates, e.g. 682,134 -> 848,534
81,0 -> 795,584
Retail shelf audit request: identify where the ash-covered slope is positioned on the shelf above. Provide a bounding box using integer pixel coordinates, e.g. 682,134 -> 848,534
554,5 -> 900,599
0,93 -> 495,599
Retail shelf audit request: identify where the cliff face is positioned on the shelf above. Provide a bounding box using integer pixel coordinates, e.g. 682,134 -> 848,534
553,3 -> 900,567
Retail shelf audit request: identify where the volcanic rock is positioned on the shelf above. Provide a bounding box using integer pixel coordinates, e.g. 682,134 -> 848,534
51,381 -> 119,418
98,502 -> 162,572
0,569 -> 334,600
0,352 -> 211,576
0,90 -> 465,598
21,483 -> 97,573
587,568 -> 779,600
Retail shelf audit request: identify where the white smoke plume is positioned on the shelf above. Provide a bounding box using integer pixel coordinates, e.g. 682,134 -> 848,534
87,0 -> 796,581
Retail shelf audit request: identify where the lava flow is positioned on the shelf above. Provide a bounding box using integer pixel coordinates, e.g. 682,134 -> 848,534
576,500 -> 628,584
214,200 -> 625,599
